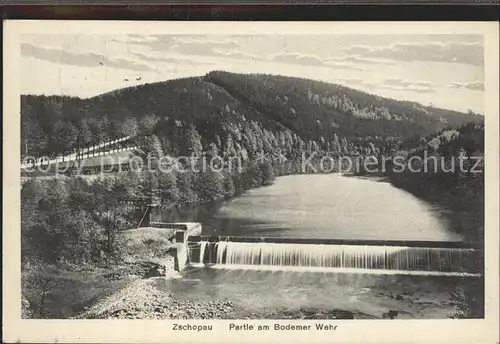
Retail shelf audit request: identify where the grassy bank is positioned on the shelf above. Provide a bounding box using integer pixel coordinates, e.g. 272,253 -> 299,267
22,226 -> 177,319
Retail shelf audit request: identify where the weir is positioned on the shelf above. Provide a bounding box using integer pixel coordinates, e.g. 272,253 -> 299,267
187,235 -> 482,249
177,235 -> 482,277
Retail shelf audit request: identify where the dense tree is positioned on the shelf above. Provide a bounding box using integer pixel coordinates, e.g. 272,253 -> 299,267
194,170 -> 225,203
182,125 -> 203,158
139,113 -> 160,136
78,119 -> 94,147
157,170 -> 179,205
259,161 -> 276,186
120,117 -> 139,137
176,172 -> 199,206
222,172 -> 236,198
206,142 -> 219,160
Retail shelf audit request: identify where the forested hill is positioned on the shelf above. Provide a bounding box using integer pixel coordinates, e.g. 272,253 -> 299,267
21,70 -> 482,158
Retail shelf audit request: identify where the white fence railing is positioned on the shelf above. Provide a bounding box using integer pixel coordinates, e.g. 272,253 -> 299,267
80,136 -> 132,154
21,136 -> 140,169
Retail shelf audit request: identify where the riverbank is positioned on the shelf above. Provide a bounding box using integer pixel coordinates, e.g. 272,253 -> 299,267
341,172 -> 389,183
73,269 -> 472,320
74,279 -> 373,320
386,170 -> 484,245
76,280 -> 238,319
21,226 -> 178,319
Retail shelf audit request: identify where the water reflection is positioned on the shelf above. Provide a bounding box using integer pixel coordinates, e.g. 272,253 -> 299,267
153,175 -> 462,241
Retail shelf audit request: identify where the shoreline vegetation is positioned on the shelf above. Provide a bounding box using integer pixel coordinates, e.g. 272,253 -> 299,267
21,71 -> 484,320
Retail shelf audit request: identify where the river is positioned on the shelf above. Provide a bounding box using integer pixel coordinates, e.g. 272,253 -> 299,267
152,174 -> 476,319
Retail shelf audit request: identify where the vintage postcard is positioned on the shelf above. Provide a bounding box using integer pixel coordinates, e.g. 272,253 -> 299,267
3,20 -> 499,343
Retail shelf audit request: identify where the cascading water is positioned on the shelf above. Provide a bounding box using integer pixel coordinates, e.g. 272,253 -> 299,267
199,241 -> 206,265
190,241 -> 480,276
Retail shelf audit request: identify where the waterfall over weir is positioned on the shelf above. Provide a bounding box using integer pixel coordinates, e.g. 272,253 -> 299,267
187,241 -> 481,277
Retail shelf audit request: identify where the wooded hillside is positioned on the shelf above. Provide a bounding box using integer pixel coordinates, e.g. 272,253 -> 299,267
21,71 -> 482,160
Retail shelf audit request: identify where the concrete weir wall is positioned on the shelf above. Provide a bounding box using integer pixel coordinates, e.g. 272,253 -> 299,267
187,235 -> 480,249
169,226 -> 481,273
138,219 -> 202,272
167,223 -> 202,272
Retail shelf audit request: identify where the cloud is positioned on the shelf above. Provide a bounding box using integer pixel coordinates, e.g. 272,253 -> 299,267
336,77 -> 365,85
21,43 -> 158,72
449,81 -> 484,91
134,37 -> 368,72
111,34 -> 159,44
379,78 -> 436,94
173,36 -> 239,48
173,41 -> 239,56
121,35 -> 178,54
384,78 -> 432,88
128,36 -> 370,71
130,48 -> 254,75
334,55 -> 396,65
211,47 -> 260,61
341,41 -> 483,66
130,35 -> 241,58
270,52 -> 324,66
269,52 -> 367,71
131,50 -> 198,65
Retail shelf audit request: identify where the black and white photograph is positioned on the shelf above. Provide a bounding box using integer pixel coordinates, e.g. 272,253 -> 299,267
3,20 -> 499,344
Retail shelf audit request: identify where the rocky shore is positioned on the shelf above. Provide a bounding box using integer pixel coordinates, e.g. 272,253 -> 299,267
74,254 -> 371,320
103,258 -> 177,281
75,250 -> 241,320
77,279 -> 372,320
77,280 -> 238,319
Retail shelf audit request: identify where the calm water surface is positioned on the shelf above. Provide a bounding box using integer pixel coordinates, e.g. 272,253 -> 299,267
156,174 -> 461,241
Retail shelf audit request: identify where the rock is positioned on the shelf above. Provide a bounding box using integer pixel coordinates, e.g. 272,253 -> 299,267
382,310 -> 399,319
333,310 -> 355,319
144,264 -> 166,278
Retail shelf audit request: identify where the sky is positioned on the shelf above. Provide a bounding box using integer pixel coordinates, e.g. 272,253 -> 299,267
21,34 -> 485,113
